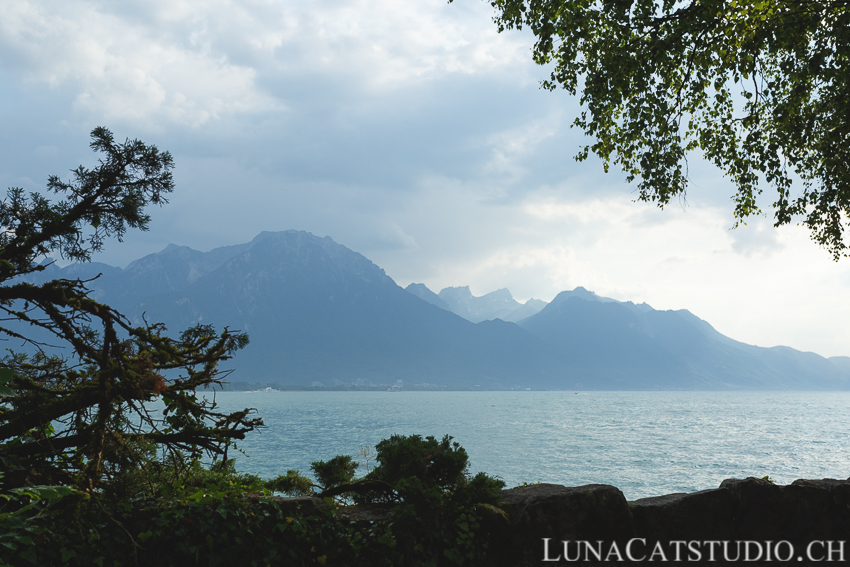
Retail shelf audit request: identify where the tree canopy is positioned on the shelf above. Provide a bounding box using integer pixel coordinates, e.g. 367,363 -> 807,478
485,0 -> 850,257
0,127 -> 262,490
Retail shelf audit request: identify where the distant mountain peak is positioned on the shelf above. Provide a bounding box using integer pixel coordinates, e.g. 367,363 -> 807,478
489,288 -> 514,301
430,285 -> 550,323
551,287 -> 622,305
250,229 -> 315,244
439,286 -> 474,301
160,243 -> 185,253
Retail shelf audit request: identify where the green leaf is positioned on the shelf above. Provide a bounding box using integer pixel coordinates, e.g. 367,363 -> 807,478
10,485 -> 79,501
0,367 -> 14,396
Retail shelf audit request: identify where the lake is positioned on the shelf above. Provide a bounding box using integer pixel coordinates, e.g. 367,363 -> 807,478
200,390 -> 850,500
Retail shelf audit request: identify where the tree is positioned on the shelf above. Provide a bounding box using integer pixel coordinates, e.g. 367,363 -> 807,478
484,0 -> 850,258
0,127 -> 262,490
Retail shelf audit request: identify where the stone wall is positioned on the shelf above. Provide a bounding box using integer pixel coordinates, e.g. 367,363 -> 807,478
485,477 -> 850,566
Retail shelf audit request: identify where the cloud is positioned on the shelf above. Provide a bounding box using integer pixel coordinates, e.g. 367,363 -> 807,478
1,0 -> 850,360
0,2 -> 282,128
256,0 -> 533,91
363,221 -> 419,252
481,117 -> 559,182
728,216 -> 785,257
0,0 -> 534,131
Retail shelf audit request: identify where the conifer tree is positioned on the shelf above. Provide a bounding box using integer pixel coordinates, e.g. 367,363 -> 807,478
0,127 -> 262,489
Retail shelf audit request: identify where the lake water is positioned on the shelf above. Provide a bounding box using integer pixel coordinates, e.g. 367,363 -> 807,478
200,390 -> 850,500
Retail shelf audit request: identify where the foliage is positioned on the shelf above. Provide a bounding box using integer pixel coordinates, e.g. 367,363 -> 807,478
368,434 -> 471,497
347,434 -> 506,508
485,0 -> 850,257
314,434 -> 508,565
0,475 -> 362,567
0,127 -> 262,490
104,450 -> 270,501
311,455 -> 359,491
0,436 -> 507,567
266,469 -> 316,497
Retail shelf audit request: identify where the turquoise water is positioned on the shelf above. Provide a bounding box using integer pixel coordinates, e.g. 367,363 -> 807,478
200,391 -> 850,500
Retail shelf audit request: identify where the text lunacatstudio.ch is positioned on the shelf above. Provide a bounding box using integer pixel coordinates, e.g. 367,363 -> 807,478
542,538 -> 846,563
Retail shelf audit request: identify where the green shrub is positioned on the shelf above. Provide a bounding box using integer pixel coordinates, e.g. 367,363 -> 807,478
312,455 -> 359,491
266,469 -> 315,496
0,435 -> 506,567
349,434 -> 506,566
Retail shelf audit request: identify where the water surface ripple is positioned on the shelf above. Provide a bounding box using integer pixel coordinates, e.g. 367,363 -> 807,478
204,391 -> 850,500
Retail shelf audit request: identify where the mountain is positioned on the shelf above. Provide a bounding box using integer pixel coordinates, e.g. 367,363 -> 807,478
503,298 -> 548,323
406,284 -> 547,323
437,286 -> 520,322
120,231 -> 565,388
405,283 -> 452,311
518,289 -> 850,390
14,231 -> 850,390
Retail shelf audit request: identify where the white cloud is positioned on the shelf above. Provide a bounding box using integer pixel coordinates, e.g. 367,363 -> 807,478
0,0 -> 531,129
482,117 -> 559,181
0,1 -> 281,127
367,221 -> 419,252
269,0 -> 531,90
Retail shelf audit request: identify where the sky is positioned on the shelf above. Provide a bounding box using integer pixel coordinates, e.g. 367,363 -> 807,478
1,0 -> 849,357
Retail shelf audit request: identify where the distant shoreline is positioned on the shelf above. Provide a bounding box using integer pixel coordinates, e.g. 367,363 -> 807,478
210,382 -> 451,392
206,383 -> 850,393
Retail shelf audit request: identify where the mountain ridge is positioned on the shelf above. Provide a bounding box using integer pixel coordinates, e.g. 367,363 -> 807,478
18,230 -> 850,390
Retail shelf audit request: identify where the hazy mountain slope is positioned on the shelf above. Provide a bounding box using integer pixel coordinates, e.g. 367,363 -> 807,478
405,283 -> 452,311
503,298 -> 548,323
519,290 -> 850,390
127,231 -> 564,388
114,242 -> 250,306
830,356 -> 850,373
11,233 -> 849,390
20,241 -> 251,312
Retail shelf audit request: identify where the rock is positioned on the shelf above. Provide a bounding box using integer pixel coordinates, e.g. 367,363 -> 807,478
721,477 -> 850,542
483,478 -> 850,565
630,486 -> 738,541
488,483 -> 633,567
631,477 -> 850,544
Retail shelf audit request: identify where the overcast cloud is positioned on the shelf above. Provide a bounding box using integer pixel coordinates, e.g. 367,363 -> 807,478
1,0 -> 849,357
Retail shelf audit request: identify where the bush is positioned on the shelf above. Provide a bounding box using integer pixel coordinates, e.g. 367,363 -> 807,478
312,455 -> 359,491
0,435 -> 506,567
266,469 -> 315,497
350,434 -> 506,566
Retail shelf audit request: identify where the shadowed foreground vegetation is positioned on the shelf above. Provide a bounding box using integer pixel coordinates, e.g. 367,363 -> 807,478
1,434 -> 505,567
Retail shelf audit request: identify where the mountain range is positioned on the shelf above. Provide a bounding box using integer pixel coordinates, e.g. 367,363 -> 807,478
19,230 -> 850,390
406,284 -> 548,323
